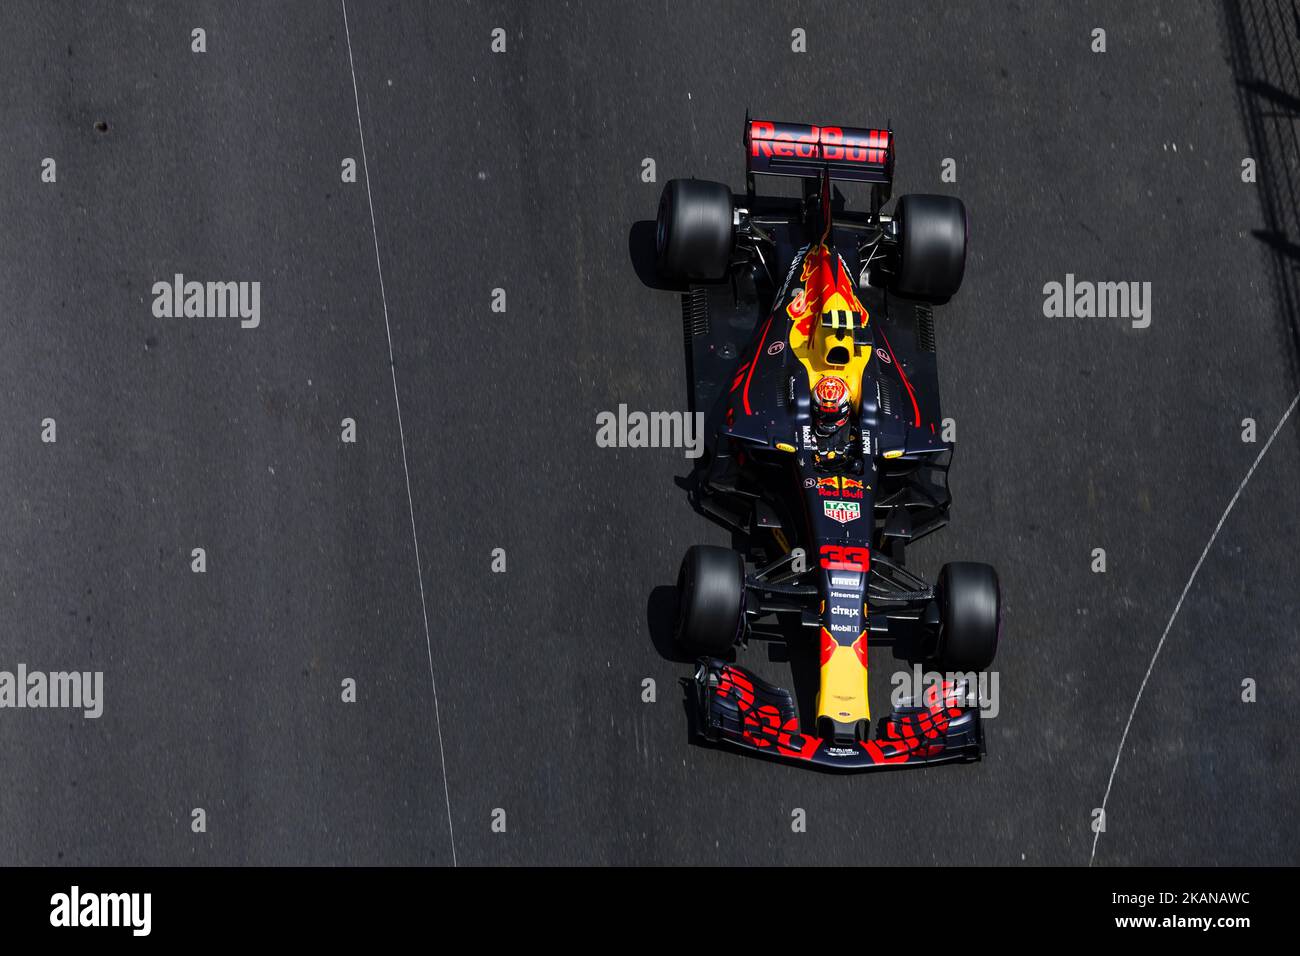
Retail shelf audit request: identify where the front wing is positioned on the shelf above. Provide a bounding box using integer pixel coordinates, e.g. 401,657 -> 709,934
690,658 -> 983,771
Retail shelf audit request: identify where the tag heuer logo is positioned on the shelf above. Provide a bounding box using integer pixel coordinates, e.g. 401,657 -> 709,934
823,500 -> 860,524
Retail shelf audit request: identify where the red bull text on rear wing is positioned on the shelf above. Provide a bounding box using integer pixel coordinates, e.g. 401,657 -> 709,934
745,119 -> 894,185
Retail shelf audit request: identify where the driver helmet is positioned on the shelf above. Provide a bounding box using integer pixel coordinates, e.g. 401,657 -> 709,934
813,375 -> 851,436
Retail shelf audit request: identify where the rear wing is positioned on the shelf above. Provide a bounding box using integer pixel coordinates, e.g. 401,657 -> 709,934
745,118 -> 894,186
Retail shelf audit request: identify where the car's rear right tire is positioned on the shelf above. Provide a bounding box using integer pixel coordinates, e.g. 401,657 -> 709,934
675,545 -> 745,654
656,179 -> 734,282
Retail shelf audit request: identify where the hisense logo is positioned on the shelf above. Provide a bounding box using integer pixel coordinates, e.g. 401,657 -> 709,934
151,273 -> 261,328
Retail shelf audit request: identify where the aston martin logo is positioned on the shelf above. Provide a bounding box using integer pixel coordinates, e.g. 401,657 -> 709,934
823,500 -> 861,524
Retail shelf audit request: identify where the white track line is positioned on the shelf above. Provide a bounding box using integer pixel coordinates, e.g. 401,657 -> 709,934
341,0 -> 458,867
1090,388 -> 1300,866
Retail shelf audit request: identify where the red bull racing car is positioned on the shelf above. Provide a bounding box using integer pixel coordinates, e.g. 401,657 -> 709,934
657,118 -> 1001,771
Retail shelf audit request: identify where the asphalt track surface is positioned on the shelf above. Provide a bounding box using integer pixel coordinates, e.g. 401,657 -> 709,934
0,1 -> 1297,867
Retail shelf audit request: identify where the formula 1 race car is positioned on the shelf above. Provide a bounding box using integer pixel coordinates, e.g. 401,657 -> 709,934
657,118 -> 1000,771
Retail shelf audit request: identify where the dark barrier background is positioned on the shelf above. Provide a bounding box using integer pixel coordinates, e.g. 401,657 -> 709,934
1224,0 -> 1300,399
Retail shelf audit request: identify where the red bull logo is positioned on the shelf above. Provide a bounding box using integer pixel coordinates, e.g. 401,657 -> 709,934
786,245 -> 869,342
813,476 -> 866,499
748,121 -> 892,165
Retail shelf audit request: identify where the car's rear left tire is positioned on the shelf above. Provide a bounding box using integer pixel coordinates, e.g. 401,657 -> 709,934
932,561 -> 1000,671
675,544 -> 746,654
656,179 -> 734,282
891,193 -> 967,302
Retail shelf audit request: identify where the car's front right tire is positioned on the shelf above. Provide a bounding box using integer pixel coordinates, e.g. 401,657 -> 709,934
675,544 -> 745,654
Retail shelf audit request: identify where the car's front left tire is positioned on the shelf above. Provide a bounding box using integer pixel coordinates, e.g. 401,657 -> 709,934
932,561 -> 1000,671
